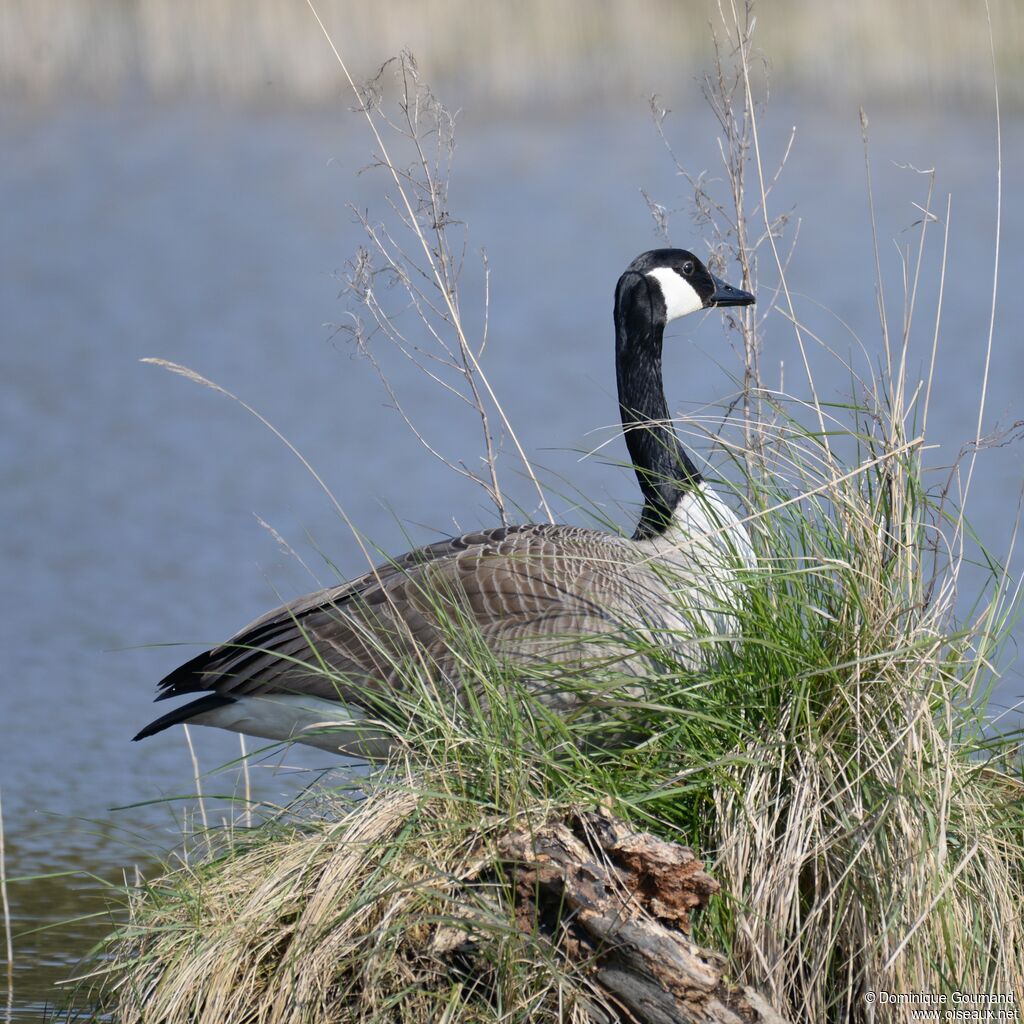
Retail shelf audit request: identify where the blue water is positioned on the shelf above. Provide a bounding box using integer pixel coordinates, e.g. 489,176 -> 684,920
1,96 -> 1021,1017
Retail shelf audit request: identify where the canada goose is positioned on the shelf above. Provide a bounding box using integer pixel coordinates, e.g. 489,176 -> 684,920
135,249 -> 755,755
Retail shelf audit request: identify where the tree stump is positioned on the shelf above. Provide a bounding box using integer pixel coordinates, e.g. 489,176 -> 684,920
496,807 -> 790,1024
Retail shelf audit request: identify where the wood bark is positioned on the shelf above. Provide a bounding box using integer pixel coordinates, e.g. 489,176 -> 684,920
495,808 -> 790,1024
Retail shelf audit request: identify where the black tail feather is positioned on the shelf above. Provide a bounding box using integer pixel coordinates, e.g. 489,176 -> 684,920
133,693 -> 236,741
154,648 -> 222,701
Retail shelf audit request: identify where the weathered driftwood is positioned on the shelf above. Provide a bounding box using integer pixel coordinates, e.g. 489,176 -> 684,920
496,808 -> 790,1024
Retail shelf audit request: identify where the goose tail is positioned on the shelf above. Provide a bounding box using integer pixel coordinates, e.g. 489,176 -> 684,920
132,693 -> 236,741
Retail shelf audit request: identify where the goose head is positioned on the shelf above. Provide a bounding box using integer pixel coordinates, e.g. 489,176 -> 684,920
623,248 -> 755,322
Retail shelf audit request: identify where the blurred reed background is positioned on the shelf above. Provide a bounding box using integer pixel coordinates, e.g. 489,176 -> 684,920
2,0 -> 1022,108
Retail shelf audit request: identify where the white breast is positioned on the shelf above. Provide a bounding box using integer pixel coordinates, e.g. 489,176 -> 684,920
672,484 -> 754,566
634,483 -> 754,639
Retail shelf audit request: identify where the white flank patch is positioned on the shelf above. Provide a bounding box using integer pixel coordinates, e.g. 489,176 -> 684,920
646,267 -> 703,320
191,693 -> 392,757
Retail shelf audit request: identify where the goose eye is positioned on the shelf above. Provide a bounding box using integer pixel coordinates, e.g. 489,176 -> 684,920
681,260 -> 694,276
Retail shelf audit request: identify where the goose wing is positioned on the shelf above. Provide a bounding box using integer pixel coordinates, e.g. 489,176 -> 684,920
149,524 -> 662,711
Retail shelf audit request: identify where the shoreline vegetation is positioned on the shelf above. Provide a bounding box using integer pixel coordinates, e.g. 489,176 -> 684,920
2,0 -> 1024,110
73,3 -> 1022,1022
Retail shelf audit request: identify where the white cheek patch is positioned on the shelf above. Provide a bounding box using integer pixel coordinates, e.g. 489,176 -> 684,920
647,267 -> 703,320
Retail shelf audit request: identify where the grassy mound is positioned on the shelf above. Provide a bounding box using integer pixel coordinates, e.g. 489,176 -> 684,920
100,786 -> 591,1024
85,387 -> 1024,1021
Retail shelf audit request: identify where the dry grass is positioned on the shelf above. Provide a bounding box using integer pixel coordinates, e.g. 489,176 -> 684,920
704,405 -> 1024,1015
94,782 -> 597,1024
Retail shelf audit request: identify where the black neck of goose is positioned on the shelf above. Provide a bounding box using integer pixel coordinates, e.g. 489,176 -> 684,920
614,272 -> 702,541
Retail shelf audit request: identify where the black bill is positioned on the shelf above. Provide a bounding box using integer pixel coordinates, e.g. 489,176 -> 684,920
709,274 -> 755,307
